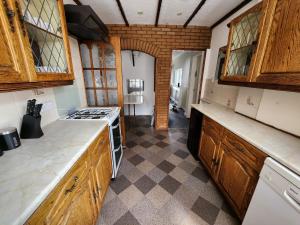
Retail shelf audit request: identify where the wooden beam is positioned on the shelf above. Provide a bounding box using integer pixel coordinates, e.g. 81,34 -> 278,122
116,0 -> 129,26
183,0 -> 206,28
155,0 -> 163,26
210,0 -> 252,29
73,0 -> 82,5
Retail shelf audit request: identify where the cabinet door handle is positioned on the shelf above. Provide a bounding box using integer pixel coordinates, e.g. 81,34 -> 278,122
65,176 -> 79,194
3,0 -> 15,32
15,0 -> 26,36
228,139 -> 244,152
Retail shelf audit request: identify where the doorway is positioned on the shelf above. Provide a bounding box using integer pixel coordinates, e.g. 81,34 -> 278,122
168,50 -> 205,128
121,50 -> 155,130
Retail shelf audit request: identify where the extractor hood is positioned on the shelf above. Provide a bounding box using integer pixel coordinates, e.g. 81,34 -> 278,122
64,4 -> 109,42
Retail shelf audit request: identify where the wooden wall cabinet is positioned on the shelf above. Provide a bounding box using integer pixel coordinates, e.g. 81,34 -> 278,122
26,126 -> 112,225
0,0 -> 74,91
251,0 -> 300,86
221,0 -> 300,91
198,116 -> 267,219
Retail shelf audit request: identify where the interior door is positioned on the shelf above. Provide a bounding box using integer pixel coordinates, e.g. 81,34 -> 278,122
0,0 -> 28,83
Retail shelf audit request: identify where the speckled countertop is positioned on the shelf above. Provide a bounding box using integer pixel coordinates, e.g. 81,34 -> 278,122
192,101 -> 300,176
0,119 -> 108,225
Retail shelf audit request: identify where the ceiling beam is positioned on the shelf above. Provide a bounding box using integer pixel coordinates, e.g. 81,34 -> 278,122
210,0 -> 252,29
155,0 -> 163,26
73,0 -> 82,5
183,0 -> 206,28
116,0 -> 129,26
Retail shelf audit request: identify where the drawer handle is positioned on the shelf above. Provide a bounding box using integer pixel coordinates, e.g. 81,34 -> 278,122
228,139 -> 245,152
65,176 -> 79,194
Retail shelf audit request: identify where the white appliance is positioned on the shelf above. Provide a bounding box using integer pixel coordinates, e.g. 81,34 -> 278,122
64,107 -> 123,179
243,157 -> 300,225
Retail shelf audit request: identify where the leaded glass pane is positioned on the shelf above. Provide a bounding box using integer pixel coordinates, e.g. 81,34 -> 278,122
227,8 -> 261,76
106,70 -> 117,88
96,90 -> 106,106
94,70 -> 105,88
108,90 -> 118,106
20,0 -> 68,73
80,44 -> 91,68
83,70 -> 93,88
86,90 -> 95,106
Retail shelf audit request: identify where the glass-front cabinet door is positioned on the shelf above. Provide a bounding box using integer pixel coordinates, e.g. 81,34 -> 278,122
19,0 -> 73,81
221,3 -> 262,82
79,39 -> 120,107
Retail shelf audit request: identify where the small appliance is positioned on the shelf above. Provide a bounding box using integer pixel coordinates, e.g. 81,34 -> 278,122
0,127 -> 21,151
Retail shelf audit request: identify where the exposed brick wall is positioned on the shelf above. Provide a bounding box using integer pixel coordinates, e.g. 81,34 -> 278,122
108,24 -> 211,129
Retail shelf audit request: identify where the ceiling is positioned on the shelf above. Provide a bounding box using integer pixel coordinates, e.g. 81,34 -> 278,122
63,0 -> 245,27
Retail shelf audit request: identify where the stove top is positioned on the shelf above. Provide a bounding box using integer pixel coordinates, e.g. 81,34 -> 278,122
64,107 -> 119,122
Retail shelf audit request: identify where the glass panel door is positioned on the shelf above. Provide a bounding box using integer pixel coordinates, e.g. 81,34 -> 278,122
20,0 -> 68,73
80,41 -> 118,107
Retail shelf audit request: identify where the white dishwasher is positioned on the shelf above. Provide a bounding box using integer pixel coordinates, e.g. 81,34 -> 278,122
243,157 -> 300,225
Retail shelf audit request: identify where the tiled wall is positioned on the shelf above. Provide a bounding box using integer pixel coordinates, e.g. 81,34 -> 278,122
108,24 -> 211,129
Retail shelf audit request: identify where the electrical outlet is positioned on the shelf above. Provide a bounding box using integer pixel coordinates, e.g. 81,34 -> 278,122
41,101 -> 54,112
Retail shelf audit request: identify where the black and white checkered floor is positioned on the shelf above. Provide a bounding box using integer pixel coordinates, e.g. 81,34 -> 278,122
98,123 -> 240,225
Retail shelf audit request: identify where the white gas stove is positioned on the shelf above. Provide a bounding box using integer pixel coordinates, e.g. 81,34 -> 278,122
63,107 -> 122,179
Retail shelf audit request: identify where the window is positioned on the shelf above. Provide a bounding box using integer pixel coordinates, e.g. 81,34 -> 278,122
173,68 -> 183,87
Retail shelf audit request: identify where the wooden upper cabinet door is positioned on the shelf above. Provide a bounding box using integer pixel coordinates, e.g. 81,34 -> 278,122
221,3 -> 263,82
199,128 -> 219,176
0,0 -> 29,83
252,0 -> 300,85
217,144 -> 257,218
18,0 -> 74,82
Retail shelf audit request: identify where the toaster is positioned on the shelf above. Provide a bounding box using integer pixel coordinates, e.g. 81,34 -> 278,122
0,127 -> 21,151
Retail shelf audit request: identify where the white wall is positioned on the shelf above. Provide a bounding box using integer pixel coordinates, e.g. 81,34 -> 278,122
121,51 -> 155,116
53,36 -> 87,116
201,0 -> 300,136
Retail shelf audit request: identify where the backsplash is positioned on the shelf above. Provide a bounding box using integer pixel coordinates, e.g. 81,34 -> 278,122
0,88 -> 59,132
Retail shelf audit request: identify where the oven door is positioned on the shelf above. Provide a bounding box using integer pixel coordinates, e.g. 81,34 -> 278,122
110,116 -> 122,150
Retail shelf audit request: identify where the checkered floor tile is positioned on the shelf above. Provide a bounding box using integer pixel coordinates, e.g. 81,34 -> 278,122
97,121 -> 240,225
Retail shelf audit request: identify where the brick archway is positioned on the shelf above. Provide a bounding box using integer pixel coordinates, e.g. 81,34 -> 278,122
120,38 -> 161,58
120,38 -> 167,129
110,25 -> 211,129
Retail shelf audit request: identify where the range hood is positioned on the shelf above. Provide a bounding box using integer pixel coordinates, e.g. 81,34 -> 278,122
64,4 -> 109,42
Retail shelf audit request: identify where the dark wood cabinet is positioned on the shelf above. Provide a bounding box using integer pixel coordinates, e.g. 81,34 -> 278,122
198,116 -> 267,220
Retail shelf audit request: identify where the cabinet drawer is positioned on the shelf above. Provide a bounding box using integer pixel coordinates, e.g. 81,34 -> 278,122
203,116 -> 223,135
222,130 -> 266,172
26,152 -> 89,225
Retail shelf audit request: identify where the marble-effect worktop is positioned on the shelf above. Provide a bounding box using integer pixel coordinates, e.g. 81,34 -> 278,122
0,119 -> 108,225
192,101 -> 300,176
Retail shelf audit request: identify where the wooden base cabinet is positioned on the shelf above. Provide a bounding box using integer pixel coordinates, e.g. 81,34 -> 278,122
217,144 -> 258,218
26,126 -> 112,225
199,116 -> 267,220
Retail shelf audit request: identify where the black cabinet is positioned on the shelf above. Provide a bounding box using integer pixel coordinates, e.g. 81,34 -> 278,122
187,108 -> 203,160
